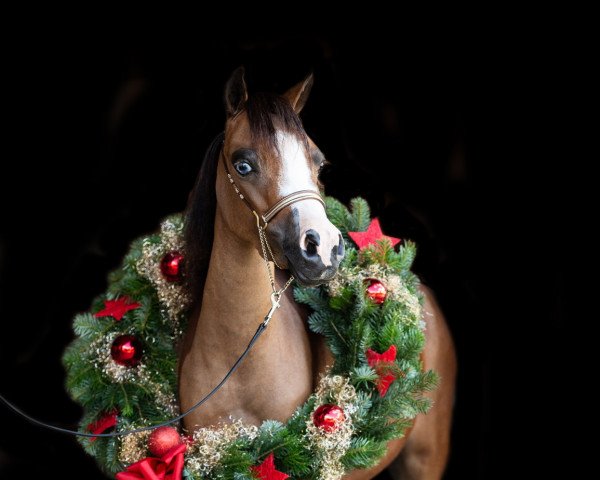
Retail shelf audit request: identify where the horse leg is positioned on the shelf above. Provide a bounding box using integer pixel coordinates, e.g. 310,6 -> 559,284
387,286 -> 457,480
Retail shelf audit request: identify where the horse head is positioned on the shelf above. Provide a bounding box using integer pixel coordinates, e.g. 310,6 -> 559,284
214,68 -> 344,286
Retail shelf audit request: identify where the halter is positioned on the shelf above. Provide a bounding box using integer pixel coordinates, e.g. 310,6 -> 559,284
222,154 -> 325,229
222,150 -> 325,324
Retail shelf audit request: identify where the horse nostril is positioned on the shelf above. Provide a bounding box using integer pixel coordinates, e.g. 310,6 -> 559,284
337,234 -> 345,258
304,229 -> 320,257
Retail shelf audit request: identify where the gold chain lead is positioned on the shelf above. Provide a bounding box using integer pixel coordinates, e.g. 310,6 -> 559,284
254,215 -> 294,302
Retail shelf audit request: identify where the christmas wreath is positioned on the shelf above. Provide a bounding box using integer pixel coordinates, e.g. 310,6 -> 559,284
63,197 -> 436,480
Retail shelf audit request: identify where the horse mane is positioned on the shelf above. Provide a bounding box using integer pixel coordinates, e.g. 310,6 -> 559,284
184,132 -> 224,307
184,93 -> 306,306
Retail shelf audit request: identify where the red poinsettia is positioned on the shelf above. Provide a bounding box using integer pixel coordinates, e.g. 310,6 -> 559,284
116,443 -> 186,480
95,296 -> 141,321
348,218 -> 401,251
251,452 -> 289,480
365,345 -> 400,397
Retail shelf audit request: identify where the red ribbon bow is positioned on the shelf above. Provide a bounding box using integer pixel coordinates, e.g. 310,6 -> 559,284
116,444 -> 186,480
86,410 -> 118,442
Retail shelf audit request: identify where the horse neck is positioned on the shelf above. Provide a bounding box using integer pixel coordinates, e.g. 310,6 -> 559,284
180,205 -> 315,429
193,209 -> 277,351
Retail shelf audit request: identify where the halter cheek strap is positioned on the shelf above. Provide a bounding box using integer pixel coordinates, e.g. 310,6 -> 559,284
222,153 -> 325,228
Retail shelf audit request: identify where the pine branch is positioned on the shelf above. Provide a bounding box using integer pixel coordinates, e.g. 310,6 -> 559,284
349,197 -> 371,232
350,366 -> 378,389
297,286 -> 331,310
396,241 -> 417,271
73,313 -> 106,340
342,437 -> 386,470
325,197 -> 351,235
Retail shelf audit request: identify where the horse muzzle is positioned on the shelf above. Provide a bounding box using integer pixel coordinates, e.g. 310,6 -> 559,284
281,224 -> 345,287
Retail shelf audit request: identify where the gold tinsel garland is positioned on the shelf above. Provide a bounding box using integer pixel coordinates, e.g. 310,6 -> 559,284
328,263 -> 423,327
119,430 -> 151,465
91,332 -> 149,384
136,217 -> 191,328
185,419 -> 259,476
306,374 -> 358,480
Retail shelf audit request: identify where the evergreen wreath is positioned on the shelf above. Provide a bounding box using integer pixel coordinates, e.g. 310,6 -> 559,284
63,197 -> 437,480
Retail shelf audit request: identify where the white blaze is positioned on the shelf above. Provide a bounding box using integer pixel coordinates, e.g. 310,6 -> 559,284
276,131 -> 314,196
276,131 -> 335,267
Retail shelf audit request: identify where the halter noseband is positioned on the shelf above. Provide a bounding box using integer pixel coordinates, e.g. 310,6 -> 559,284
221,151 -> 325,228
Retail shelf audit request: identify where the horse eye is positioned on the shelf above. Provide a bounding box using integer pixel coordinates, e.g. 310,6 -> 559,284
234,161 -> 253,176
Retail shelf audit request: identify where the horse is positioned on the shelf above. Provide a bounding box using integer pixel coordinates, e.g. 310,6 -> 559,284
178,68 -> 456,480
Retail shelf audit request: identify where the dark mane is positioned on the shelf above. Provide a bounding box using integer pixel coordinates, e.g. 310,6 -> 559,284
184,132 -> 223,306
245,93 -> 308,150
184,93 -> 306,306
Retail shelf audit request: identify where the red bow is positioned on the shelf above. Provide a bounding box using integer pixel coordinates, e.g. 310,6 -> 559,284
116,444 -> 186,480
86,410 -> 118,442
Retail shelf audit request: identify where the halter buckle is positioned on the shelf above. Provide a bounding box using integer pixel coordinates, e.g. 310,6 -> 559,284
252,211 -> 268,229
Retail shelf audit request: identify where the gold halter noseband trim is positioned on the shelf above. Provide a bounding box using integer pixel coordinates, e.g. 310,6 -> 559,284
221,152 -> 325,228
263,190 -> 325,223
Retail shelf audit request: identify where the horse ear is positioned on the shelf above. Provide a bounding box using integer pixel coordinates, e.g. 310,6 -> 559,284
283,73 -> 314,114
224,67 -> 248,117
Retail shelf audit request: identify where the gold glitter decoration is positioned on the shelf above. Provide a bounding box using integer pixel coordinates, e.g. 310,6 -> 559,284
119,430 -> 150,465
386,276 -> 422,324
136,217 -> 191,325
328,264 -> 422,327
306,374 -> 358,480
153,388 -> 179,417
90,333 -> 151,384
90,333 -> 177,416
185,419 -> 258,476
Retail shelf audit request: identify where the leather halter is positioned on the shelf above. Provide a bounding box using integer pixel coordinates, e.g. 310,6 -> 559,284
221,151 -> 325,228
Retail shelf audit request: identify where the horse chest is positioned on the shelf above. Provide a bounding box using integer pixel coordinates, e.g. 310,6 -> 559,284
180,303 -> 323,430
234,302 -> 317,424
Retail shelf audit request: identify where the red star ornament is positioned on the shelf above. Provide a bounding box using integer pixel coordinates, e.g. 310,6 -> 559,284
94,297 -> 141,321
366,345 -> 398,397
251,453 -> 289,480
348,218 -> 401,251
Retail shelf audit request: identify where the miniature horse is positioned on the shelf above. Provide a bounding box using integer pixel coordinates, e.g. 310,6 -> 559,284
179,68 -> 456,480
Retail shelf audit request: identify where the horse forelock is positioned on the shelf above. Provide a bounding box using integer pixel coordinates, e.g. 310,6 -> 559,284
244,93 -> 308,154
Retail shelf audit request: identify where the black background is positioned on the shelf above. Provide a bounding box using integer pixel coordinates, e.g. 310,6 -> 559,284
0,28 -> 572,479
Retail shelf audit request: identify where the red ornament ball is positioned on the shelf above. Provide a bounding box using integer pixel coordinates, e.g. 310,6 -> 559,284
364,278 -> 387,305
313,404 -> 345,432
160,251 -> 184,282
110,335 -> 143,367
148,426 -> 183,457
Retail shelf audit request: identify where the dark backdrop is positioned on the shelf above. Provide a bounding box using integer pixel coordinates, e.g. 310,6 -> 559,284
0,31 -> 569,479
